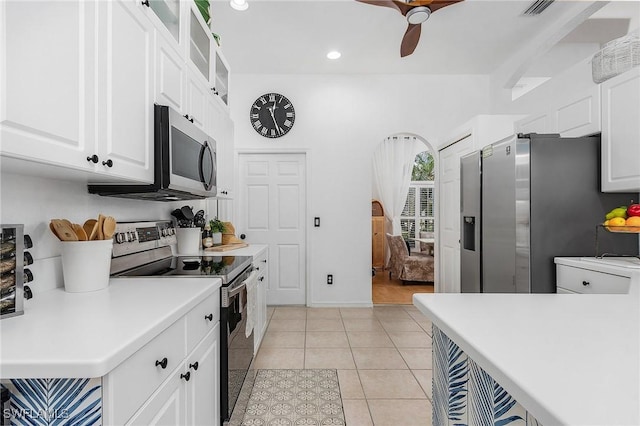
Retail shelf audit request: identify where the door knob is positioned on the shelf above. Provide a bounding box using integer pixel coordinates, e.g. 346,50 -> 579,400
240,234 -> 246,240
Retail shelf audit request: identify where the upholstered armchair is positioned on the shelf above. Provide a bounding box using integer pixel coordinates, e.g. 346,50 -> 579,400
386,233 -> 434,283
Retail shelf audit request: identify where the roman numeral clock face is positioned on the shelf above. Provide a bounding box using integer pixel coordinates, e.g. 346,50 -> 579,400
250,93 -> 295,138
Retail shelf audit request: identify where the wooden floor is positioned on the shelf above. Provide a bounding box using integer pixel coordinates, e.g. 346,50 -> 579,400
372,268 -> 434,305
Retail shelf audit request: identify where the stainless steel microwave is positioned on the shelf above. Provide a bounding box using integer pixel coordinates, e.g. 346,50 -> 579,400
88,105 -> 217,201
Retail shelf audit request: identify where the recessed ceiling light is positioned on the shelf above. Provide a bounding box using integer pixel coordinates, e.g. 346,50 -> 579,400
326,51 -> 341,60
230,0 -> 248,11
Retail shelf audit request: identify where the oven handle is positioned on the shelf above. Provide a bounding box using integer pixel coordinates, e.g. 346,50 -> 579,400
227,281 -> 246,299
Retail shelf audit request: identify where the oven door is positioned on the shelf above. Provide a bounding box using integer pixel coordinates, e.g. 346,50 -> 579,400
221,283 -> 254,423
162,106 -> 217,197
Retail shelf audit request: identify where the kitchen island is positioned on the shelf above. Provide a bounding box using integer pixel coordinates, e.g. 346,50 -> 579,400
414,288 -> 639,425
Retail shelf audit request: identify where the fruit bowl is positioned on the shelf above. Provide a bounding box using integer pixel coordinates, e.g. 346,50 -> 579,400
601,224 -> 640,233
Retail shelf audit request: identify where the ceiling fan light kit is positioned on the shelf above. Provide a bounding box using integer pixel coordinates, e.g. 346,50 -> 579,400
356,0 -> 464,57
406,6 -> 431,25
230,0 -> 248,11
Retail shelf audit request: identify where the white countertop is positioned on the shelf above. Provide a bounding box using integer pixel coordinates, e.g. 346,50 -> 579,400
0,277 -> 221,379
414,291 -> 640,426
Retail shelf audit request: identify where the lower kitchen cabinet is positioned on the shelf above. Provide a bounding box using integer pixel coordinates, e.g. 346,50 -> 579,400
128,326 -> 219,426
555,257 -> 634,294
104,292 -> 220,425
253,247 -> 269,354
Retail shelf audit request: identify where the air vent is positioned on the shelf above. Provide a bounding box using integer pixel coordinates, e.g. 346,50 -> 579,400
522,0 -> 555,16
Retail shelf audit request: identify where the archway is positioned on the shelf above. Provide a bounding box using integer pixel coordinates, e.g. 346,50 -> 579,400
370,133 -> 437,305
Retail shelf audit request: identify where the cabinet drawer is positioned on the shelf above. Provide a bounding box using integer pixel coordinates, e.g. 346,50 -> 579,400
556,265 -> 630,294
187,292 -> 219,353
108,316 -> 187,425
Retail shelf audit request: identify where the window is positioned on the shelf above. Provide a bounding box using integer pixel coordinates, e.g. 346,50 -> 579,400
401,183 -> 435,247
401,151 -> 435,249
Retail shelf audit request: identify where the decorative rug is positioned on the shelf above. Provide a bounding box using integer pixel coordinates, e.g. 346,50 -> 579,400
241,369 -> 346,426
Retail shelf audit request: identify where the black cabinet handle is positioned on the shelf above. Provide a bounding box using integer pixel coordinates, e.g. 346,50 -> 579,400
205,313 -> 213,321
259,277 -> 264,282
221,190 -> 228,195
87,154 -> 99,164
184,114 -> 194,123
262,259 -> 267,263
141,0 -> 150,6
180,372 -> 191,382
582,281 -> 590,286
189,362 -> 199,371
155,357 -> 168,369
255,266 -> 260,271
102,159 -> 113,168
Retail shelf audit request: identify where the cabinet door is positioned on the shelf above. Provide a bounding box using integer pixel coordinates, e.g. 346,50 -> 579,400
186,326 -> 220,426
0,1 -> 95,170
515,112 -> 555,135
555,86 -> 601,137
212,48 -> 230,107
126,367 -> 187,426
186,71 -> 208,131
96,0 -> 154,183
155,31 -> 186,114
212,100 -> 234,198
601,68 -> 640,192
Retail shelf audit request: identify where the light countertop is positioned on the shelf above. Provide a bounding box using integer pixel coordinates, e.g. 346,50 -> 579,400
414,290 -> 640,426
0,277 -> 220,379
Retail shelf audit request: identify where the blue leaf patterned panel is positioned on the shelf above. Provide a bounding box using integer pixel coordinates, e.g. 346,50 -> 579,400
3,378 -> 101,426
432,325 -> 541,426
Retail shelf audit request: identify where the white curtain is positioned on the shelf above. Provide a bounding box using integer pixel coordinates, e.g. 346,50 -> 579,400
372,135 -> 423,235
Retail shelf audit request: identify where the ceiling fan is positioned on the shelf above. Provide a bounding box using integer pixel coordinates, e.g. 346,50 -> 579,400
356,0 -> 464,57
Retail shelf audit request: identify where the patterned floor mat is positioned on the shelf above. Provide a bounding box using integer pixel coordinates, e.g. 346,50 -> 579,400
241,369 -> 345,426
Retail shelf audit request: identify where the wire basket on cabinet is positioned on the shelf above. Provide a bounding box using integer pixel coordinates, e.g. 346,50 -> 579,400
592,30 -> 640,83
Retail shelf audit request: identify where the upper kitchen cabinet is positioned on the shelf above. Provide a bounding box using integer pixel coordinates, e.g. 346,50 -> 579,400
207,99 -> 234,199
0,1 -> 97,173
514,85 -> 601,138
213,49 -> 230,107
601,67 -> 640,192
0,0 -> 154,183
95,0 -> 155,183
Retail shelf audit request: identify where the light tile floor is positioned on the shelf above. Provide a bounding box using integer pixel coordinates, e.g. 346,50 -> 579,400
252,305 -> 434,426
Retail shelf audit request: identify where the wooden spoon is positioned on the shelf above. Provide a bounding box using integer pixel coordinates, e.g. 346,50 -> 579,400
71,223 -> 88,241
96,214 -> 106,240
103,216 -> 117,240
51,219 -> 78,241
83,219 -> 97,239
49,222 -> 61,240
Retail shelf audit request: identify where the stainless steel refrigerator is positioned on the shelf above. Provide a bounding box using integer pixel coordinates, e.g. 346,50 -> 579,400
460,133 -> 639,293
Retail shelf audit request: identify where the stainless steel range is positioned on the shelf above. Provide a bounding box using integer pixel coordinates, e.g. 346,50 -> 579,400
110,220 -> 255,426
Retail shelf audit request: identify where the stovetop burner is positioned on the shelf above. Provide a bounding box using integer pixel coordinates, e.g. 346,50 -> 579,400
109,220 -> 252,284
113,254 -> 253,284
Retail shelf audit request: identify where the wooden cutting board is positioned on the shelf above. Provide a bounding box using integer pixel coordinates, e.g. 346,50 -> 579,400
204,243 -> 249,252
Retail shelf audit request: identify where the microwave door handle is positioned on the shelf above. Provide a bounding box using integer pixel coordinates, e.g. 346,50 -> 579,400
198,141 -> 215,191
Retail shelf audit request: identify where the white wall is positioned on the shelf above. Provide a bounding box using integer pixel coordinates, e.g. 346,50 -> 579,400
0,171 -> 209,291
229,73 -> 490,306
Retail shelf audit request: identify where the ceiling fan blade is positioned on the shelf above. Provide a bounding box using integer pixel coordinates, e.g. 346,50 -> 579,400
427,0 -> 464,13
400,23 -> 421,57
355,0 -> 402,14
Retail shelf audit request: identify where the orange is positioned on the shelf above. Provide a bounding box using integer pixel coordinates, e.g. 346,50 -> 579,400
625,216 -> 640,232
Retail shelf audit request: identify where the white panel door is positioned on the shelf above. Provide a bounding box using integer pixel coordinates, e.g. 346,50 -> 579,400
438,136 -> 474,293
238,153 -> 306,305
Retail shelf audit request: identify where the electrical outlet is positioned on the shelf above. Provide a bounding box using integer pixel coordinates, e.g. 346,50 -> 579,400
327,274 -> 333,285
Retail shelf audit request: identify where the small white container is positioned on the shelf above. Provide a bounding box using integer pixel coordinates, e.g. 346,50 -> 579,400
60,240 -> 113,293
176,228 -> 201,254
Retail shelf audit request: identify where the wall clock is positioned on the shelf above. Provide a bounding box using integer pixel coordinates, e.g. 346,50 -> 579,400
249,93 -> 295,138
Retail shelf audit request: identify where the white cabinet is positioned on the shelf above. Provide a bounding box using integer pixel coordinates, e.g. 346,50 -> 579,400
555,257 -> 633,294
96,0 -> 154,183
601,68 -> 640,192
514,86 -> 601,138
105,292 -> 220,426
208,99 -> 234,199
1,0 -> 154,183
155,31 -> 186,114
0,0 -> 96,172
253,248 -> 269,354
